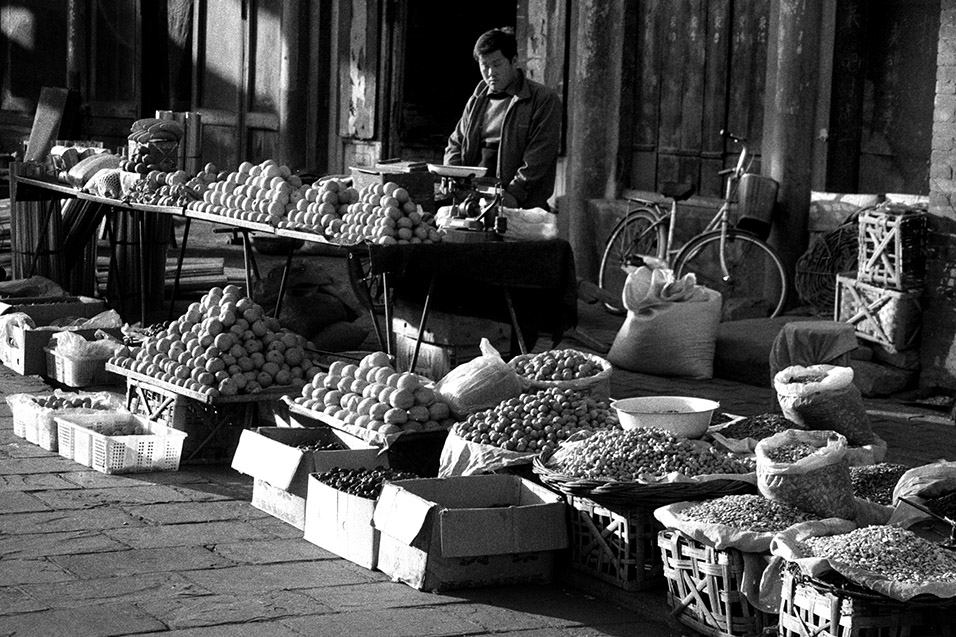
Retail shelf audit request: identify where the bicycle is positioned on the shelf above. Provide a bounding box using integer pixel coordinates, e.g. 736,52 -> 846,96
598,130 -> 788,319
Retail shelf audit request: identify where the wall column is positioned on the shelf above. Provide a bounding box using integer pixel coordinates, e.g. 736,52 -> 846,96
762,0 -> 824,288
565,0 -> 627,281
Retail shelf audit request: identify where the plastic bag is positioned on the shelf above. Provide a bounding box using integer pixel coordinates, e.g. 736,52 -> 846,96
433,338 -> 523,418
438,428 -> 535,477
888,460 -> 956,527
50,331 -> 125,359
498,207 -> 558,241
756,429 -> 857,520
608,266 -> 722,379
774,365 -> 876,446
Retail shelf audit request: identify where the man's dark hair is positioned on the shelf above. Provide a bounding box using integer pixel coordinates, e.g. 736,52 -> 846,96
473,27 -> 517,61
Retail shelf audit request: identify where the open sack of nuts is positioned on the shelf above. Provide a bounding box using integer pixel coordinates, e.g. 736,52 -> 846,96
769,521 -> 956,602
888,460 -> 956,527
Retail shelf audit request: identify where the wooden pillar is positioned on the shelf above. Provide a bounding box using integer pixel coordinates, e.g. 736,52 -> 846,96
279,0 -> 308,169
566,0 -> 628,281
762,0 -> 824,288
65,0 -> 85,93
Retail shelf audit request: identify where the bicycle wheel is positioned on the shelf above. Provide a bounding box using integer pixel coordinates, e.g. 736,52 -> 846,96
674,229 -> 788,319
598,208 -> 666,313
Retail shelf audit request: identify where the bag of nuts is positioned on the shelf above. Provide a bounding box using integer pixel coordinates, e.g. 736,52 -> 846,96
756,429 -> 857,520
889,460 -> 956,528
774,365 -> 876,446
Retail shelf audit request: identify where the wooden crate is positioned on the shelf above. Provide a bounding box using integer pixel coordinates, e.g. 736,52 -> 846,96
659,529 -> 774,637
566,495 -> 664,591
778,569 -> 956,637
856,206 -> 927,290
835,273 -> 922,352
391,299 -> 511,381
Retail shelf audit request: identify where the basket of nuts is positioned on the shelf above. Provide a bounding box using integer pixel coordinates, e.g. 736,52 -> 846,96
532,427 -> 757,508
509,348 -> 612,399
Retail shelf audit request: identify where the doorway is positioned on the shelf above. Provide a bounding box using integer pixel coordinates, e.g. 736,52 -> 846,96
386,0 -> 517,163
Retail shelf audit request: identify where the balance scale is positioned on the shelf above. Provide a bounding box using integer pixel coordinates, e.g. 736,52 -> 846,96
428,164 -> 506,243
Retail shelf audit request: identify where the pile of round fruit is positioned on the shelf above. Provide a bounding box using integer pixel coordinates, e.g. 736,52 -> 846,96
330,182 -> 442,246
273,177 -> 359,236
109,284 -> 318,399
292,351 -> 455,437
186,159 -> 305,225
511,349 -> 607,383
313,466 -> 418,500
546,427 -> 755,482
90,420 -> 149,436
30,394 -> 114,411
452,387 -> 619,456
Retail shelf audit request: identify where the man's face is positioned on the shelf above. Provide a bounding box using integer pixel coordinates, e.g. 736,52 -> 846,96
478,50 -> 518,94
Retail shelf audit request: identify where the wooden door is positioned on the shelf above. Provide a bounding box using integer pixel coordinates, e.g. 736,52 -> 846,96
628,0 -> 769,199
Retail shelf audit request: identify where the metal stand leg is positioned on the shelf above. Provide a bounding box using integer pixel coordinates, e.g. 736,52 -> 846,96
239,230 -> 256,297
274,241 -> 296,318
137,210 -> 148,324
409,275 -> 437,374
168,217 -> 191,320
502,288 -> 528,355
382,272 -> 393,359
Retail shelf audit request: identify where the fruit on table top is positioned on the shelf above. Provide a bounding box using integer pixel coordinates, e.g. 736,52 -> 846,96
186,159 -> 309,226
109,284 -> 318,399
292,351 -> 455,436
331,181 -> 441,246
511,349 -> 605,382
453,387 -> 619,456
313,466 -> 418,500
274,177 -> 358,236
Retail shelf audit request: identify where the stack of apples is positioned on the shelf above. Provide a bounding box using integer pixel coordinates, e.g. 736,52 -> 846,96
273,177 -> 359,236
109,284 -> 318,399
329,182 -> 442,246
185,159 -> 303,225
292,351 -> 455,437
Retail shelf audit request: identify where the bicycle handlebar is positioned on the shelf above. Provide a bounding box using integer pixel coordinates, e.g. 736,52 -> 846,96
720,129 -> 747,145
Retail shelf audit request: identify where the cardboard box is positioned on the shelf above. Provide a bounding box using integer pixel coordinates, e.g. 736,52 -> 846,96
372,475 -> 568,591
303,474 -> 380,569
0,295 -> 105,324
231,427 -> 384,530
0,297 -> 110,375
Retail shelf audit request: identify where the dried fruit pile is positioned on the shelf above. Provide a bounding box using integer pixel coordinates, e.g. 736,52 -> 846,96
764,442 -> 818,463
313,466 -> 418,500
718,413 -> 800,440
296,440 -> 344,453
511,349 -> 604,382
30,395 -> 113,411
679,494 -> 817,533
293,352 -> 455,437
849,463 -> 909,505
549,427 -> 754,482
453,387 -> 617,456
798,526 -> 956,585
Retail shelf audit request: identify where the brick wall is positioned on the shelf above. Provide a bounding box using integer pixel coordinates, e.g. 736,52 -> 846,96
925,0 -> 956,388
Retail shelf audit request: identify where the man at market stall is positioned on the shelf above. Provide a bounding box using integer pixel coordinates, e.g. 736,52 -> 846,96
444,27 -> 562,211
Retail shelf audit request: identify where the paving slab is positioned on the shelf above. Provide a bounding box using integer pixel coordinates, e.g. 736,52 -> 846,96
0,587 -> 48,616
1,439 -> 56,458
0,602 -> 166,637
19,571 -> 203,608
29,483 -> 197,509
0,472 -> 79,491
120,500 -> 270,525
279,605 -> 487,637
59,469 -> 155,489
0,558 -> 77,586
138,589 -> 332,630
300,580 -> 463,612
248,513 -> 311,539
52,546 -> 233,579
0,506 -> 143,534
0,490 -> 51,514
0,456 -> 84,475
211,537 -> 334,565
179,561 -> 378,595
103,519 -> 279,549
0,528 -> 128,559
137,621 -> 304,637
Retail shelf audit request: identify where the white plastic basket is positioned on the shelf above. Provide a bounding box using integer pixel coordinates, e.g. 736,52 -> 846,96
5,391 -> 127,452
55,412 -> 187,474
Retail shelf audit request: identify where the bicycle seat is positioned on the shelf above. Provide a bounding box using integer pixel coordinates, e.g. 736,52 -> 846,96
660,182 -> 696,202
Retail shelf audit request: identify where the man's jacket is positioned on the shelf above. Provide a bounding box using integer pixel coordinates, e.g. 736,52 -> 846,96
444,70 -> 561,210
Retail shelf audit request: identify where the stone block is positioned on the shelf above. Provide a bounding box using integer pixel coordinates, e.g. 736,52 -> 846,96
850,359 -> 918,397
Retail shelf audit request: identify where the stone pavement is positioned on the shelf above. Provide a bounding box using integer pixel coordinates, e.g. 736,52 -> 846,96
2,350 -> 954,637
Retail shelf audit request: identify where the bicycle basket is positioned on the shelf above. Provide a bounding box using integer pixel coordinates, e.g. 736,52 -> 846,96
736,174 -> 779,240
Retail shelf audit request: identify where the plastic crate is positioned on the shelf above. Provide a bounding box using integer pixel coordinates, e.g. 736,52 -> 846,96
5,391 -> 126,452
834,273 -> 922,352
778,569 -> 956,637
566,495 -> 664,591
658,529 -> 774,637
856,206 -> 927,290
44,346 -> 115,388
55,412 -> 187,474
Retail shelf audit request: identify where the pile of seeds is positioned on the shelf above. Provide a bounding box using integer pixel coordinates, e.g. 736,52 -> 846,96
296,440 -> 344,453
719,413 -> 800,440
550,427 -> 754,482
679,494 -> 817,532
849,463 -> 909,505
798,526 -> 956,585
764,442 -> 819,463
925,491 -> 956,519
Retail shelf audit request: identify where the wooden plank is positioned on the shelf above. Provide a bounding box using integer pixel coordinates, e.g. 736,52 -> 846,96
701,0 -> 732,197
679,0 -> 706,167
339,0 -> 379,140
633,0 -> 661,153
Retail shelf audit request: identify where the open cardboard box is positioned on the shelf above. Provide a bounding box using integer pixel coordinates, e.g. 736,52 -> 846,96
231,426 -> 383,530
304,473 -> 384,570
372,474 -> 568,591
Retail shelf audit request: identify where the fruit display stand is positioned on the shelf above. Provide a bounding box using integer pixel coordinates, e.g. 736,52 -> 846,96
283,396 -> 448,477
108,362 -> 298,463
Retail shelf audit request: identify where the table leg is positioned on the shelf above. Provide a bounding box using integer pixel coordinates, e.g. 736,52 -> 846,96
409,274 -> 437,374
274,241 -> 296,318
502,288 -> 528,355
168,216 -> 191,320
28,200 -> 57,278
137,209 -> 148,323
240,230 -> 254,297
382,272 -> 394,359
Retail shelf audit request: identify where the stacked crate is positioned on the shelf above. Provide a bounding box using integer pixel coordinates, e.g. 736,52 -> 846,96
835,201 -> 926,354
